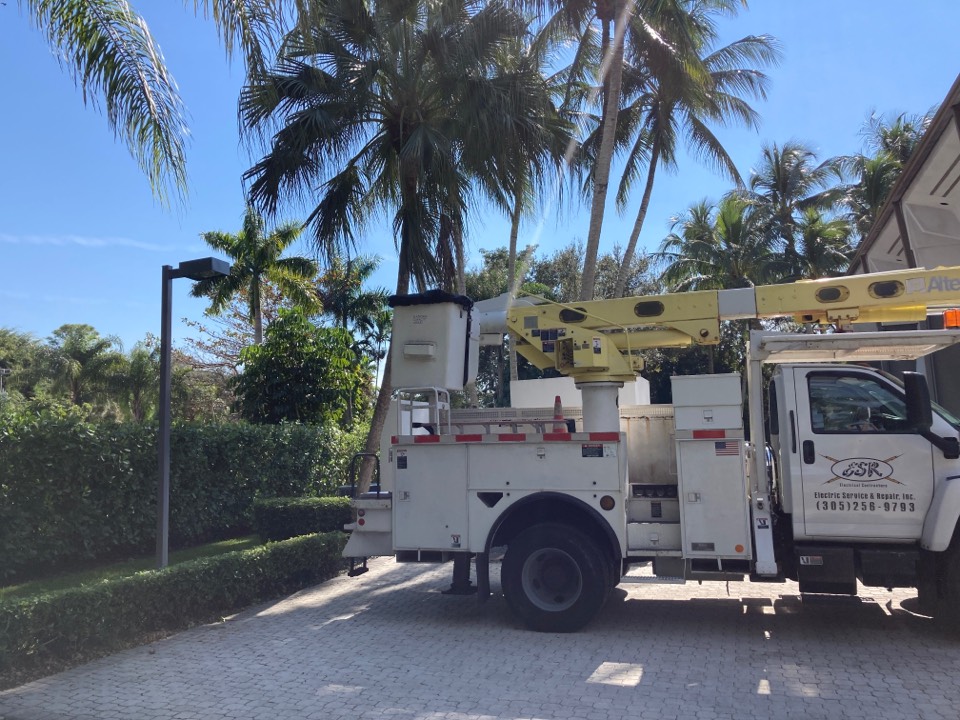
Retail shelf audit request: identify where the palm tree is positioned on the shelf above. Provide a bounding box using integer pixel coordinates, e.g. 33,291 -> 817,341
46,324 -> 125,406
656,195 -> 784,372
546,0 -> 714,302
316,256 -> 388,334
793,208 -> 853,280
316,254 -> 389,425
840,111 -> 933,241
610,4 -> 780,297
863,111 -> 932,165
17,0 -> 285,206
744,141 -> 845,272
657,195 -> 784,293
114,340 -> 160,422
241,0 -> 562,489
842,151 -> 902,240
493,21 -> 573,382
191,207 -> 319,345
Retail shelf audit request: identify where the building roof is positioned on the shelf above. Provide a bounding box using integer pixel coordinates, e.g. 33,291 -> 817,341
849,72 -> 960,273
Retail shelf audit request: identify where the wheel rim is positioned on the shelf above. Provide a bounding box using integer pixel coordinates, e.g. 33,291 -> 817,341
521,547 -> 582,612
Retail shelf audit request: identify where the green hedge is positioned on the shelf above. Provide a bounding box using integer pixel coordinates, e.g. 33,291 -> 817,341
0,415 -> 366,580
0,532 -> 347,673
253,496 -> 353,541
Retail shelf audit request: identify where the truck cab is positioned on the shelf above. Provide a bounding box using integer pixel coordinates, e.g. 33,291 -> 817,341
749,331 -> 960,602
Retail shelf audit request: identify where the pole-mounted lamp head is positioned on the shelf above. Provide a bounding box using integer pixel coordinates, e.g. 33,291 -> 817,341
170,257 -> 231,281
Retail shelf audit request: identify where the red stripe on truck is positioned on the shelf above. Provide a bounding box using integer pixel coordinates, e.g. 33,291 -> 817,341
587,432 -> 620,442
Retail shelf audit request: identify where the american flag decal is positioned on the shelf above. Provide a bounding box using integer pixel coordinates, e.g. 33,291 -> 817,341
715,441 -> 739,456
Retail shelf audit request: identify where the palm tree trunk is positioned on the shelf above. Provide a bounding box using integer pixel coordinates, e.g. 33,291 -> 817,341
508,191 -> 522,383
454,224 -> 466,295
252,280 -> 264,345
358,243 -> 412,494
580,10 -> 626,302
359,352 -> 393,494
614,139 -> 661,298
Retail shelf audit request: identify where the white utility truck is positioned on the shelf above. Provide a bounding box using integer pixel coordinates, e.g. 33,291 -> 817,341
344,267 -> 960,631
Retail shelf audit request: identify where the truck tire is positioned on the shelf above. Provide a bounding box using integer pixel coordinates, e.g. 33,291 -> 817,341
501,523 -> 607,632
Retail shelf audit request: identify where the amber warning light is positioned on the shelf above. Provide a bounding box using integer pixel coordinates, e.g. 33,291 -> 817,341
944,309 -> 960,328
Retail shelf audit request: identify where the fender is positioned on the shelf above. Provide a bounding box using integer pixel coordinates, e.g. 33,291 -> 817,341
474,491 -> 624,602
483,491 -> 623,558
921,474 -> 960,551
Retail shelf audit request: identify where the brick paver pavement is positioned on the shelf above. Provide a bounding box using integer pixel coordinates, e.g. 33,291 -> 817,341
2,557 -> 959,720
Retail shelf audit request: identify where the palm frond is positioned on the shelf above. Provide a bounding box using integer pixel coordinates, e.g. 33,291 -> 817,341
25,0 -> 188,206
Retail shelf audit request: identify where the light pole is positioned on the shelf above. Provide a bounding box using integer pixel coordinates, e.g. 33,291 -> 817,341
158,257 -> 230,569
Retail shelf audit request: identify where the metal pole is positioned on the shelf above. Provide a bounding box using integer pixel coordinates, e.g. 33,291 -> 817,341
157,266 -> 173,569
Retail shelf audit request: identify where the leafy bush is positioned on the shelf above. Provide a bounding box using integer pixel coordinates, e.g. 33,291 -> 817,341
233,309 -> 368,425
0,414 -> 368,580
0,532 -> 346,673
253,497 -> 353,541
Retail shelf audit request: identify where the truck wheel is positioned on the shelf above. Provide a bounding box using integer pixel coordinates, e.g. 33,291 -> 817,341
501,523 -> 608,632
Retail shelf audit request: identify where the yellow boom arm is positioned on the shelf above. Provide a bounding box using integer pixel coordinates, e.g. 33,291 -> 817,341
506,266 -> 960,384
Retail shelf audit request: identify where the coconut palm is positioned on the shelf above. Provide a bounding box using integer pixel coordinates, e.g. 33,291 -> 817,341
609,3 -> 779,297
17,0 -> 286,205
792,208 -> 853,280
840,111 -> 933,241
657,195 -> 785,293
744,141 -> 845,273
241,0 -> 559,488
191,207 -> 319,345
864,111 -> 932,165
655,195 -> 781,372
564,0 -> 709,301
492,20 -> 574,382
841,151 -> 901,241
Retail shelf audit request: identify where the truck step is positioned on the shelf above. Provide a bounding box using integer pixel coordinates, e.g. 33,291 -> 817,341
620,576 -> 686,585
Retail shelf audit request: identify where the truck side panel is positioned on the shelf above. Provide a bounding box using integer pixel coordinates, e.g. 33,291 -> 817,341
391,436 -> 628,557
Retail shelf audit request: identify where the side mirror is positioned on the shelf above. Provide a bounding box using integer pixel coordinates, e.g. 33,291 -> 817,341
904,372 -> 933,431
904,371 -> 960,459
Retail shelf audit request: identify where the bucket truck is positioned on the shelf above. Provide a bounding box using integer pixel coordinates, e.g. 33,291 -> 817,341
344,267 -> 960,631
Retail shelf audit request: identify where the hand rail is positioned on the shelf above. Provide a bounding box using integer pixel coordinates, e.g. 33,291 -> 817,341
348,451 -> 382,498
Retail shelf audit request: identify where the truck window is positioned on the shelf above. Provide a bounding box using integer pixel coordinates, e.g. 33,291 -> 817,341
807,373 -> 910,434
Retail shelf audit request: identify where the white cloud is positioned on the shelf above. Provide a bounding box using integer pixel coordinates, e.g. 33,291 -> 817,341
0,233 -> 168,252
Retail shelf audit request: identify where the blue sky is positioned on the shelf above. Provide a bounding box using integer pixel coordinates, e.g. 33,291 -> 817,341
1,1 -> 959,352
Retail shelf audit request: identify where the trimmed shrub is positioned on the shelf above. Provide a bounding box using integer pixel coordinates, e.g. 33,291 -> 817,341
0,532 -> 347,673
0,415 -> 368,580
253,497 -> 353,541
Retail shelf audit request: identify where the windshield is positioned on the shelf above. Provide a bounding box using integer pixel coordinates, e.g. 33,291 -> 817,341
878,370 -> 960,430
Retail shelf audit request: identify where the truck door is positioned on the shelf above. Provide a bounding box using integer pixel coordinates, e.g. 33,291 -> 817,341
792,368 -> 933,540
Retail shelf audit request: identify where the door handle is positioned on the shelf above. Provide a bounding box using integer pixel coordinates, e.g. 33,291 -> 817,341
802,440 -> 815,465
789,411 -> 797,453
